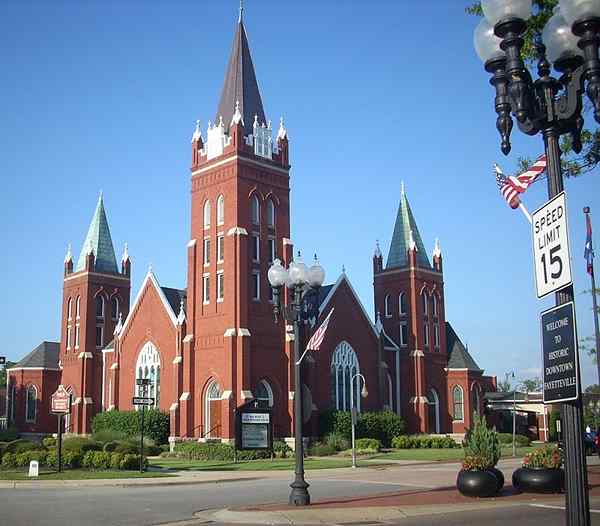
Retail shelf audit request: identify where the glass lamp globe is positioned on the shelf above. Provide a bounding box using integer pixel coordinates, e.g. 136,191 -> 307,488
267,258 -> 288,287
560,0 -> 600,26
474,18 -> 505,63
361,385 -> 369,399
307,255 -> 326,288
543,7 -> 583,63
482,0 -> 532,26
288,253 -> 309,286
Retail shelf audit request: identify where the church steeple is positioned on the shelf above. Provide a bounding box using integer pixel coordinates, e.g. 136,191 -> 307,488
215,13 -> 266,129
76,193 -> 118,274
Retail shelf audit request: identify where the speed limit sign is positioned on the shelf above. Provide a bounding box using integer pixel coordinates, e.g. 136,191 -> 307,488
532,192 -> 573,298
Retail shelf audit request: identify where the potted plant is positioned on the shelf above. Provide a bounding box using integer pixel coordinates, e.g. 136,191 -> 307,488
457,413 -> 503,497
512,445 -> 564,493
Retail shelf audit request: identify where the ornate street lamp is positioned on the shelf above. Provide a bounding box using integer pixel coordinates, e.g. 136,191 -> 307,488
473,2 -> 600,524
350,373 -> 368,469
268,253 -> 326,506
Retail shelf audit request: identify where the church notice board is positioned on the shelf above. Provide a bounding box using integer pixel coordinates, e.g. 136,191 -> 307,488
235,402 -> 272,450
541,302 -> 579,404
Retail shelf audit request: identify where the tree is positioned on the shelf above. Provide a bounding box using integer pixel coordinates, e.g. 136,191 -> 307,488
580,287 -> 600,361
0,362 -> 16,389
585,384 -> 600,394
521,377 -> 543,392
497,373 -> 512,392
466,1 -> 600,179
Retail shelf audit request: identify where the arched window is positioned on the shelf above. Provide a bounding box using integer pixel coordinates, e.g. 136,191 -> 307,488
267,199 -> 275,228
135,342 -> 161,408
25,385 -> 37,423
255,379 -> 274,409
204,380 -> 222,438
96,296 -> 105,318
251,195 -> 260,225
111,296 -> 119,321
427,388 -> 440,433
399,292 -> 407,315
432,295 -> 438,317
330,341 -> 361,411
217,195 -> 225,225
76,296 -> 81,318
452,385 -> 464,422
384,295 -> 392,317
422,291 -> 428,315
203,200 -> 211,229
67,298 -> 73,320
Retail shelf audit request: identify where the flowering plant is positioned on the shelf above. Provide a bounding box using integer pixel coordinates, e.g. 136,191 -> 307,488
523,445 -> 562,469
462,454 -> 490,471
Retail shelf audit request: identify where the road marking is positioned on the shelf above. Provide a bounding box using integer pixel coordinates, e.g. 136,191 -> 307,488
529,504 -> 600,514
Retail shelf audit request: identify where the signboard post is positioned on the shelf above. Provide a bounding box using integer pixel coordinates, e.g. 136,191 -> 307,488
541,302 -> 579,404
51,385 -> 71,473
134,378 -> 151,473
235,400 -> 272,452
532,192 -> 573,298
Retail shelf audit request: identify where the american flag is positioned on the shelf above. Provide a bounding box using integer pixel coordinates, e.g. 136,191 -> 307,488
585,213 -> 594,275
494,154 -> 547,210
306,308 -> 334,351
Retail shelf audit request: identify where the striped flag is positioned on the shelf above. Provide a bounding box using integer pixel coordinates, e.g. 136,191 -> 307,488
494,154 -> 547,210
306,308 -> 334,351
585,213 -> 594,275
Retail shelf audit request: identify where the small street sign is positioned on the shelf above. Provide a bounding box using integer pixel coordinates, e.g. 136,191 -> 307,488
136,378 -> 151,386
541,302 -> 579,404
51,385 -> 71,414
132,397 -> 154,406
0,356 -> 6,365
532,192 -> 573,298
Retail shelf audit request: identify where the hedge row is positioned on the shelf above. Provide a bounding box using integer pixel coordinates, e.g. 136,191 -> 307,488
391,435 -> 459,449
0,449 -> 146,470
319,410 -> 405,447
496,433 -> 531,447
91,409 -> 170,445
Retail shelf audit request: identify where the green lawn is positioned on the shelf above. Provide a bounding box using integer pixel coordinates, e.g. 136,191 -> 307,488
371,446 -> 534,462
150,457 -> 365,471
0,469 -> 175,481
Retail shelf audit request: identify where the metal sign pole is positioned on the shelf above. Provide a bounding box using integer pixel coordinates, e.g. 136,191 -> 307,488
140,404 -> 145,474
57,413 -> 63,473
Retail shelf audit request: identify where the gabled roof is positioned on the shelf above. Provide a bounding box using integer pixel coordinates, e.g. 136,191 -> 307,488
76,194 -> 118,274
161,287 -> 187,316
10,341 -> 59,370
446,322 -> 483,373
386,187 -> 431,270
216,20 -> 266,128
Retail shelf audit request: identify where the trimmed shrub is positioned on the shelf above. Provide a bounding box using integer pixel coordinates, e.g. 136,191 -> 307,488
355,438 -> 381,454
115,442 -> 138,455
324,432 -> 350,452
92,429 -> 127,444
44,450 -> 82,469
15,450 -> 48,468
391,435 -> 459,449
5,439 -> 40,454
42,437 -> 57,448
84,451 -> 112,470
103,441 -> 119,453
120,454 -> 147,470
109,453 -> 124,470
319,410 -> 405,447
497,433 -> 531,447
308,442 -> 336,457
236,449 -> 271,460
62,437 -> 101,454
548,410 -> 560,442
463,413 -> 500,469
2,453 -> 17,468
272,440 -> 293,458
174,442 -> 233,461
92,409 -> 169,445
0,426 -> 19,442
160,444 -> 170,453
145,445 -> 162,457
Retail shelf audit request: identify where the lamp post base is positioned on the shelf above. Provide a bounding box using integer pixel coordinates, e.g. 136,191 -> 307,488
289,477 -> 310,506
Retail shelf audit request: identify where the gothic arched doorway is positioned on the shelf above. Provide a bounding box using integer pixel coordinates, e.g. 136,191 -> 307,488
204,381 -> 222,438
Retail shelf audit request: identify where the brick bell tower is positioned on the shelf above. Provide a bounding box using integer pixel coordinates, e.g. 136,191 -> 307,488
373,183 -> 447,434
182,10 -> 291,440
60,194 -> 131,434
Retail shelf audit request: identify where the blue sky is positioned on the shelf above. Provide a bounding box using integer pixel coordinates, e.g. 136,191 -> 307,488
1,1 -> 599,389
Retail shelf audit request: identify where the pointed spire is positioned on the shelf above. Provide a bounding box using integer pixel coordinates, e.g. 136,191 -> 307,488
401,181 -> 405,196
231,100 -> 244,126
277,116 -> 287,141
121,242 -> 130,262
433,238 -> 441,258
374,240 -> 382,258
177,299 -> 186,325
342,264 -> 346,274
216,15 -> 266,129
386,184 -> 431,270
239,0 -> 244,23
113,313 -> 123,336
64,243 -> 73,263
76,194 -> 118,274
192,119 -> 202,142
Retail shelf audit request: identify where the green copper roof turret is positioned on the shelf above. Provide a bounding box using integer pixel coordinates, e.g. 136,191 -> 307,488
76,194 -> 118,274
385,185 -> 432,270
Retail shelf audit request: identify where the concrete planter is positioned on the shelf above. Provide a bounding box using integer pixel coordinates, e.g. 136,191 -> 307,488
512,467 -> 564,494
456,469 -> 499,497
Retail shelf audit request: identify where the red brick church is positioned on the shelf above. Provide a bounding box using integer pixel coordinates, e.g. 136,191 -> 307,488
6,13 -> 496,442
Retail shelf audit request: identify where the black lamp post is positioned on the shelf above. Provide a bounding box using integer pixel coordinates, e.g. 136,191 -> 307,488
474,2 -> 600,525
267,252 -> 325,506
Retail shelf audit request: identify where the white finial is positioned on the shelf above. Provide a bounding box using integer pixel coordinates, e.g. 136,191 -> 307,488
277,116 -> 287,140
401,181 -> 405,196
374,240 -> 382,258
64,243 -> 73,263
86,239 -> 94,256
113,313 -> 123,336
267,120 -> 272,130
208,120 -> 212,130
433,238 -> 441,258
177,299 -> 186,325
218,115 -> 224,128
253,114 -> 258,128
408,229 -> 417,251
121,242 -> 130,262
239,0 -> 244,23
192,119 -> 202,142
148,262 -> 153,273
231,100 -> 244,126
342,264 -> 346,274
375,312 -> 383,334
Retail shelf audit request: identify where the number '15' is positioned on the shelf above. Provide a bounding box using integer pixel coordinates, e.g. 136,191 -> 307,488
541,244 -> 562,284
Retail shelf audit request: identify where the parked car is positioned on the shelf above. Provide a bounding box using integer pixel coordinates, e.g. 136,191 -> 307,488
584,431 -> 597,455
